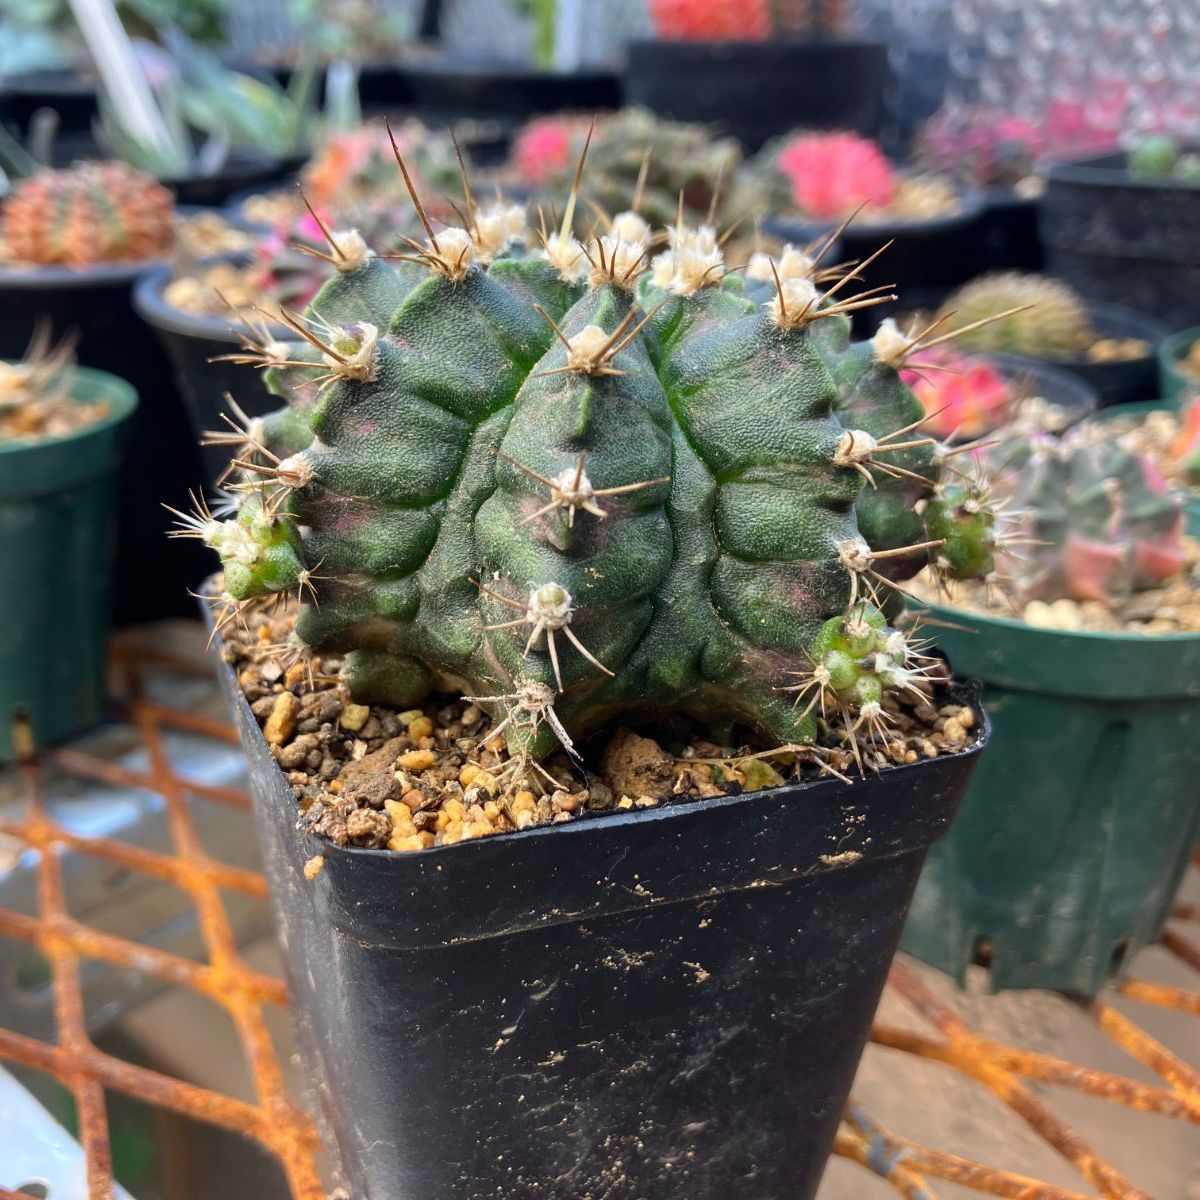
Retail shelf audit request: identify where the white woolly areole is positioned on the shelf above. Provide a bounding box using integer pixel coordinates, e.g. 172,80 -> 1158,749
767,277 -> 820,328
588,234 -> 647,291
652,224 -> 723,296
834,427 -> 880,465
427,226 -> 476,280
325,321 -> 379,381
550,464 -> 595,502
212,519 -> 263,567
609,210 -> 652,246
528,582 -> 572,627
330,228 -> 371,272
871,317 -> 910,366
566,324 -> 614,372
276,452 -> 315,488
746,243 -> 815,284
541,231 -> 587,282
474,202 -> 527,258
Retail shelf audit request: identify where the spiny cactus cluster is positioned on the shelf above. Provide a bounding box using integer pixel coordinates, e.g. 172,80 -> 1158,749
2,161 -> 175,267
937,274 -> 1092,359
650,0 -> 850,38
512,108 -> 743,230
181,135 -> 1007,768
985,427 -> 1188,605
0,327 -> 92,440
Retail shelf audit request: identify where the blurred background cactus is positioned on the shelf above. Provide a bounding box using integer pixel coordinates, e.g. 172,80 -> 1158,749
1,160 -> 174,265
511,108 -> 744,229
984,426 -> 1188,606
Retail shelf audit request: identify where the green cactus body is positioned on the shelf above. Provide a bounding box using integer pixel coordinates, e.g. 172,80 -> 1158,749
194,193 -> 995,761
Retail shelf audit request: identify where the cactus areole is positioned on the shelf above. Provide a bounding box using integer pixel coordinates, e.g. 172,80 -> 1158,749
188,145 -> 1001,766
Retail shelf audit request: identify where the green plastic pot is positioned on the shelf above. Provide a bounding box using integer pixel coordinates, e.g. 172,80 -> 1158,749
0,368 -> 137,761
902,604 -> 1200,996
1159,326 -> 1200,405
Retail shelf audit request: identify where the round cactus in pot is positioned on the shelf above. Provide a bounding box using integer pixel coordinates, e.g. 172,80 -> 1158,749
904,405 -> 1200,996
188,133 -> 996,1200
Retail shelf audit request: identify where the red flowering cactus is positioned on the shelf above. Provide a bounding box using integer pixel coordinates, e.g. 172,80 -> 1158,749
650,0 -> 770,39
513,117 -> 577,186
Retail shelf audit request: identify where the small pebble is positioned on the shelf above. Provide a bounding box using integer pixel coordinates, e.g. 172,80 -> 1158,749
264,692 -> 300,746
303,855 -> 325,880
398,749 -> 437,771
340,703 -> 371,732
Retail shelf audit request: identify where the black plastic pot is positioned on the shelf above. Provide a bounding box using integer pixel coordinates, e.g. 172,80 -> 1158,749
403,55 -> 619,124
133,261 -> 283,487
984,352 -> 1099,424
978,187 -> 1043,273
217,641 -> 987,1200
766,194 -> 986,327
162,150 -> 291,208
0,260 -> 209,622
1042,152 -> 1200,330
0,68 -> 98,137
625,38 -> 887,152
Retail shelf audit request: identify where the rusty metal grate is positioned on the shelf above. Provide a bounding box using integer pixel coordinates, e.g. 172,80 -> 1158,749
0,636 -> 1196,1200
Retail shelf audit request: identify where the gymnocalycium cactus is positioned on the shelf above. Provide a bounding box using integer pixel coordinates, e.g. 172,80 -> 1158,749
986,427 -> 1188,604
2,161 -> 175,267
181,134 -> 1008,765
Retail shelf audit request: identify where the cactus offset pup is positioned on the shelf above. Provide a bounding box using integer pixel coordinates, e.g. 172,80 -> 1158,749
186,135 -> 1000,776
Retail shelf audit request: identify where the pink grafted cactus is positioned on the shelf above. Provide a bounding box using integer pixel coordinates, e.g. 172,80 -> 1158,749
988,429 -> 1188,605
513,116 -> 577,186
899,344 -> 1013,439
918,109 -> 1044,188
775,133 -> 897,220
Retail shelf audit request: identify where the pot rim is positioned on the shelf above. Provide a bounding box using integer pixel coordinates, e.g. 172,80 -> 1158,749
1045,150 -> 1200,190
765,188 -> 985,241
0,256 -> 168,289
133,256 -> 289,343
626,35 -> 887,52
0,364 -> 137,458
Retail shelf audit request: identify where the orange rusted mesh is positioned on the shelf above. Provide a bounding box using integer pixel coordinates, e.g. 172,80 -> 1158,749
0,635 -> 1196,1200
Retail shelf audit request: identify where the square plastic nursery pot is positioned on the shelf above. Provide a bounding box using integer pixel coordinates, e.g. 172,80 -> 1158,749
0,368 -> 137,760
215,636 -> 987,1200
1042,152 -> 1200,330
902,603 -> 1200,997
